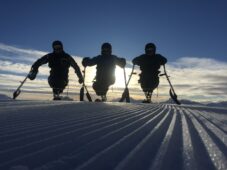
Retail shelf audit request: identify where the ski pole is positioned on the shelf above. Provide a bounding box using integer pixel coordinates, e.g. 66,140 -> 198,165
123,67 -> 130,103
13,71 -> 30,99
80,69 -> 85,101
163,65 -> 175,94
162,65 -> 181,105
119,65 -> 135,102
82,67 -> 92,102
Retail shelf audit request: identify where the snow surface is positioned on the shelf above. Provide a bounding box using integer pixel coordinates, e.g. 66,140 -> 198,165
0,101 -> 226,170
0,94 -> 12,101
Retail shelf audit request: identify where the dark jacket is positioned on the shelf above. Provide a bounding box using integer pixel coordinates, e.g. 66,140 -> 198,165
84,54 -> 126,83
32,52 -> 82,80
133,54 -> 167,78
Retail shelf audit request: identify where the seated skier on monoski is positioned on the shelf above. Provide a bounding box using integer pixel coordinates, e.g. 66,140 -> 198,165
82,43 -> 126,102
28,40 -> 83,100
132,43 -> 167,103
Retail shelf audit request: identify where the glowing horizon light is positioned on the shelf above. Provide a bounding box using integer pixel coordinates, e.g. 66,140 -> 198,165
114,66 -> 127,88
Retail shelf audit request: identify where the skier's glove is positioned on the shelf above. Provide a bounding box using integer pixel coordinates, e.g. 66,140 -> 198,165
82,57 -> 90,67
28,68 -> 38,80
119,58 -> 126,68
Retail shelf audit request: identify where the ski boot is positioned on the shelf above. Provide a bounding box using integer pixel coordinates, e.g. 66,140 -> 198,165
101,95 -> 107,102
142,92 -> 152,103
142,99 -> 152,103
95,95 -> 107,102
53,93 -> 61,100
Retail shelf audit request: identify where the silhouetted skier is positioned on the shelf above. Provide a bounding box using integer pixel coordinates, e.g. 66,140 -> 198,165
28,40 -> 83,100
82,43 -> 126,102
132,43 -> 167,103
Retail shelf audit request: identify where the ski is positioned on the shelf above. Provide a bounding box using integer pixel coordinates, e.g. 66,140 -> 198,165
13,73 -> 30,99
161,65 -> 181,105
119,65 -> 135,103
80,86 -> 84,101
80,67 -> 92,102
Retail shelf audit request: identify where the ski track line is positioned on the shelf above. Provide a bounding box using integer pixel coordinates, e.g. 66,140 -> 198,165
113,106 -> 173,170
0,107 -> 151,162
187,109 -> 227,150
0,104 -> 146,137
0,106 -> 138,143
0,103 -> 142,135
148,107 -> 184,170
187,107 -> 227,129
74,106 -> 168,170
0,101 -> 72,112
0,106 -> 129,132
13,106 -> 163,169
1,105 -> 161,169
0,103 -> 163,169
183,108 -> 227,170
0,102 -> 226,170
33,106 -> 165,170
0,102 -> 149,130
187,109 -> 227,159
3,106 -> 162,168
0,107 -> 145,150
198,110 -> 227,133
174,108 -> 198,170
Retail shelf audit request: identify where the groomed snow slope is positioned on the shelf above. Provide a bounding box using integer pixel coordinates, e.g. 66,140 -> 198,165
0,101 -> 226,170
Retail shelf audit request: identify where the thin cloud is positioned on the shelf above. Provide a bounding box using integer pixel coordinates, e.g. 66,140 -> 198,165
171,57 -> 227,69
164,57 -> 227,101
0,43 -> 46,58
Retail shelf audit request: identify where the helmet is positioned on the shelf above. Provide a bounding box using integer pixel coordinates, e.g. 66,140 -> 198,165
52,40 -> 63,49
101,42 -> 112,50
101,42 -> 112,55
145,43 -> 156,54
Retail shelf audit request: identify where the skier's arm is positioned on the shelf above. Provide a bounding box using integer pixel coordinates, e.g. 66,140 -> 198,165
132,56 -> 141,66
157,54 -> 167,65
82,56 -> 99,67
69,56 -> 83,83
28,54 -> 49,80
115,56 -> 126,68
31,54 -> 49,71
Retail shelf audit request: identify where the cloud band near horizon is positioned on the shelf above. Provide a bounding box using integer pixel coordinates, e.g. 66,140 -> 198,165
0,43 -> 227,102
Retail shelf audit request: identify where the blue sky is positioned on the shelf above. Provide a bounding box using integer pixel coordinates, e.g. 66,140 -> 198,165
0,0 -> 227,61
0,0 -> 227,102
